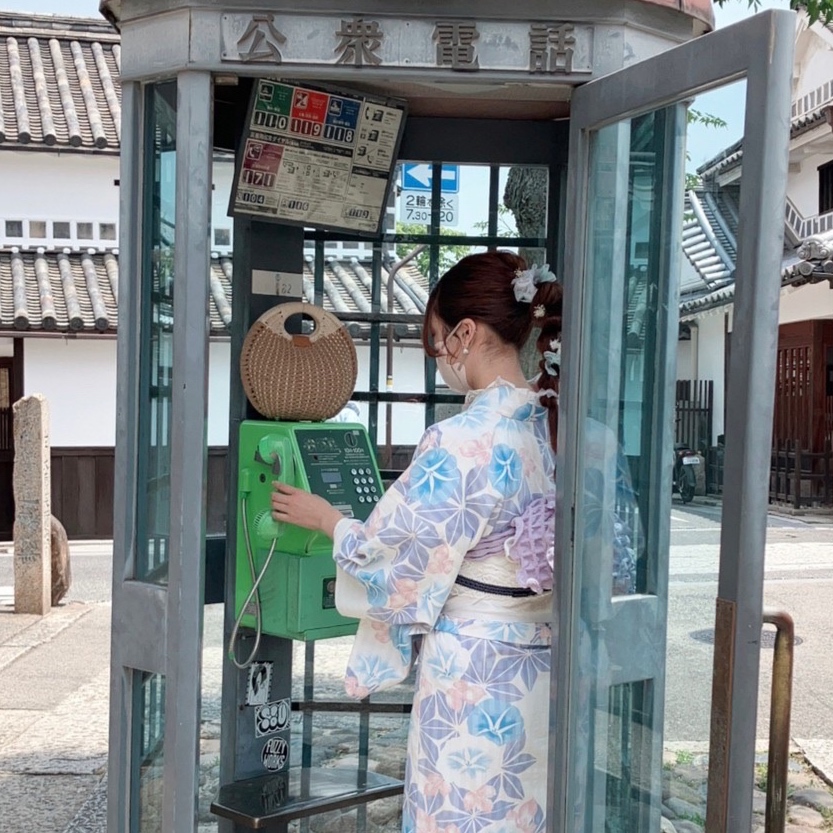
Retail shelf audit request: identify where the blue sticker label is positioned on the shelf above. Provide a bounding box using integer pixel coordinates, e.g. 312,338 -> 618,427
326,96 -> 361,130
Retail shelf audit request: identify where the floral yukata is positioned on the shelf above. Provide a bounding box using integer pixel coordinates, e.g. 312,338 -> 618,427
332,381 -> 556,833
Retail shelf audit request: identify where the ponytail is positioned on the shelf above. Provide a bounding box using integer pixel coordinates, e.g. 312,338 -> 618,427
530,281 -> 563,453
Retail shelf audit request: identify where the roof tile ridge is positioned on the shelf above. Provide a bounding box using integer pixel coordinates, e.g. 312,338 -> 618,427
6,36 -> 31,144
49,37 -> 82,147
70,40 -> 107,149
27,37 -> 57,146
0,14 -> 119,41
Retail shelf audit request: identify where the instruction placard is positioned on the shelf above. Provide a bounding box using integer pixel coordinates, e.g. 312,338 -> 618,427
230,80 -> 406,235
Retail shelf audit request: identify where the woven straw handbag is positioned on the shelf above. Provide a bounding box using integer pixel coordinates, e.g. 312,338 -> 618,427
240,302 -> 358,421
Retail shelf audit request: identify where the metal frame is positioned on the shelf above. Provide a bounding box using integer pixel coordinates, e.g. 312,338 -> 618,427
108,71 -> 214,832
108,78 -> 153,833
551,10 -> 794,833
163,69 -> 214,831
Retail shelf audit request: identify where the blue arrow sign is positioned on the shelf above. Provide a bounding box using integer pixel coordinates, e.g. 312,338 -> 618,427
401,163 -> 460,194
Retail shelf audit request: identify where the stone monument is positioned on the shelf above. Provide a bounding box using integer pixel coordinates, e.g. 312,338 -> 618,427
13,394 -> 51,615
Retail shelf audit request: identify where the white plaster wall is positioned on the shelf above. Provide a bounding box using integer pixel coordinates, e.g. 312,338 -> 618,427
208,340 -> 232,445
779,282 -> 833,323
211,156 -> 236,252
789,146 -> 830,216
694,313 -> 726,443
0,338 -> 13,357
794,32 -> 833,101
23,338 -> 117,446
0,152 -> 120,248
19,338 -> 429,450
206,341 -> 429,447
355,343 -> 428,446
676,339 -> 694,380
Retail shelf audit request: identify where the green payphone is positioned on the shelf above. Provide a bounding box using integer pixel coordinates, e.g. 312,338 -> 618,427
232,419 -> 383,658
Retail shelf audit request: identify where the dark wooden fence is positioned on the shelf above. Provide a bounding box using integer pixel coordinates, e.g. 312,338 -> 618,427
675,379 -> 714,454
770,439 -> 833,508
0,444 -> 418,542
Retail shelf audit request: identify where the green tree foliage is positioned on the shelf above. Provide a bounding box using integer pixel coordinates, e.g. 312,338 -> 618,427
714,0 -> 833,24
686,109 -> 729,189
395,223 -> 473,274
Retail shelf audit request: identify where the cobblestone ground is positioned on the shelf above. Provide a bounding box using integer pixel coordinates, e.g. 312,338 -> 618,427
661,747 -> 833,833
198,637 -> 410,833
194,634 -> 833,833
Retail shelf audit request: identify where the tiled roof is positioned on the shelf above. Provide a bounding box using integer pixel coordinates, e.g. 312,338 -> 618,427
681,188 -> 735,294
0,248 -> 428,336
678,184 -> 833,319
679,232 -> 833,319
0,13 -> 121,152
696,138 -> 744,182
0,248 -> 118,332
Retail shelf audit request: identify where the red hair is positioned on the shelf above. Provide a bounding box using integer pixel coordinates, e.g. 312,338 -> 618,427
421,251 -> 562,451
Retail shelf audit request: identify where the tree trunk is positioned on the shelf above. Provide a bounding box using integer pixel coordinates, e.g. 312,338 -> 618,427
504,166 -> 549,379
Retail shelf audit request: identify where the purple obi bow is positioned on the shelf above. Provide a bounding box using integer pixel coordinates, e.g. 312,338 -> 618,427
465,495 -> 556,594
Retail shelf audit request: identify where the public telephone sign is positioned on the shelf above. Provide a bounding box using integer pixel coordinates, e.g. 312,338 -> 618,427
230,79 -> 407,235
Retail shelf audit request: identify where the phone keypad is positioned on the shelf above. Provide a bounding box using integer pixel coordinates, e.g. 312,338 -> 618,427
352,468 -> 380,504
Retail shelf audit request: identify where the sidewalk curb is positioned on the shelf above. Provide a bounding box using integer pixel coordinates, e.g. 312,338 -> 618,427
0,603 -> 95,673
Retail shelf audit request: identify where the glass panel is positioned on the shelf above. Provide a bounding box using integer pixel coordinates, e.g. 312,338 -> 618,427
133,671 -> 166,833
571,106 -> 682,830
601,682 -> 655,833
663,78 -> 746,828
136,81 -> 177,582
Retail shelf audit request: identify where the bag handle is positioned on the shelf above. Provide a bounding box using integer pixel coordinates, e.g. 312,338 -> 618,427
264,302 -> 343,343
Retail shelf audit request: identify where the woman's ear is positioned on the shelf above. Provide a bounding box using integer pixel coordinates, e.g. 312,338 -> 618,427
458,318 -> 477,349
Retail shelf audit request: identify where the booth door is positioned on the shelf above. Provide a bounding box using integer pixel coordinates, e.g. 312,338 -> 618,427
549,10 -> 794,833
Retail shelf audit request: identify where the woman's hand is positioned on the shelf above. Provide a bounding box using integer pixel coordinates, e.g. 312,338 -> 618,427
270,483 -> 345,539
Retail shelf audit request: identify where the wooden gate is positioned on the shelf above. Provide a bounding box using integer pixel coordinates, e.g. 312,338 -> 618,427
0,347 -> 22,540
675,379 -> 713,453
774,320 -> 833,454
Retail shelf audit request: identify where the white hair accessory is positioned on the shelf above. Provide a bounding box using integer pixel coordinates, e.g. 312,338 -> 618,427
511,263 -> 557,303
543,338 -> 561,377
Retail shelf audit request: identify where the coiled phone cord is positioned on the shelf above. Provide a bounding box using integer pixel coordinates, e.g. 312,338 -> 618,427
228,495 -> 278,670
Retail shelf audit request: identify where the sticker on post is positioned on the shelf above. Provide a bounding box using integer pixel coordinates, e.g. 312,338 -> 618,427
245,661 -> 273,706
252,268 -> 303,297
255,698 -> 290,737
261,736 -> 289,772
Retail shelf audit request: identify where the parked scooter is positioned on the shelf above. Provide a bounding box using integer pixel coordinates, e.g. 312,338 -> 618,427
673,444 -> 699,503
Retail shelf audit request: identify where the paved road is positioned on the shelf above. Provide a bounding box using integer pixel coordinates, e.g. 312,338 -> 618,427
665,502 -> 833,764
1,502 -> 831,833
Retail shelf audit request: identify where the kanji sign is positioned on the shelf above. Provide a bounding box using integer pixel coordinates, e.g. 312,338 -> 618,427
399,192 -> 459,226
221,15 -> 594,77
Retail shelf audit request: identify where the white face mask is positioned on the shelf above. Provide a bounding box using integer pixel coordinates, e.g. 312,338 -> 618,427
436,322 -> 471,393
437,355 -> 470,393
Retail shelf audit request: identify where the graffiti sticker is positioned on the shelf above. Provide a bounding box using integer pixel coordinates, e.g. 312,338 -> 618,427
261,736 -> 289,772
255,698 -> 290,738
245,661 -> 273,707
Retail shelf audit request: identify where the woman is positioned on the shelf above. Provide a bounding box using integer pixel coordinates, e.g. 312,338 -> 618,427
271,251 -> 561,832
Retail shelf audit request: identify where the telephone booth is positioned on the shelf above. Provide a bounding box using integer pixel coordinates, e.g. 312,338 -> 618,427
101,2 -> 795,831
